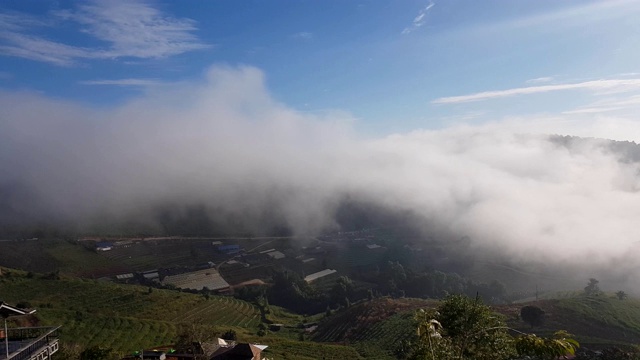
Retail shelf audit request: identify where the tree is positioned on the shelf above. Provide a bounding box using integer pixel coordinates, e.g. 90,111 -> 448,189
330,276 -> 354,306
410,295 -> 516,360
221,329 -> 237,341
515,330 -> 579,360
616,291 -> 628,300
411,295 -> 579,360
520,305 -> 545,328
174,322 -> 218,359
80,346 -> 117,360
584,278 -> 601,296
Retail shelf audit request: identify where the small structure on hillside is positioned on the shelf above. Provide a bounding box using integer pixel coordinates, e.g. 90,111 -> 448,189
115,273 -> 134,281
265,251 -> 285,260
95,241 -> 113,251
217,245 -> 241,254
141,270 -> 160,281
121,339 -> 268,360
304,269 -> 337,283
211,343 -> 267,360
1,302 -> 60,360
162,269 -> 230,292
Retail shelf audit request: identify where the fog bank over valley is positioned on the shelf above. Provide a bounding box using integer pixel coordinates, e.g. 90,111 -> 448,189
2,65 -> 640,288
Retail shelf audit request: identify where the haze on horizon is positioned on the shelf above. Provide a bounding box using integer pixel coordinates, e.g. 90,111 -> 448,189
3,1 -> 640,289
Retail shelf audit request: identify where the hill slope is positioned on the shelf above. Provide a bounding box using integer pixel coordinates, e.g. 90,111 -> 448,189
0,268 -> 361,359
498,295 -> 640,348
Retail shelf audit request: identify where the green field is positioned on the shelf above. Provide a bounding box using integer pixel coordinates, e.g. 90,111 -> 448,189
497,294 -> 640,348
0,239 -> 124,277
312,297 -> 433,359
0,268 -> 361,359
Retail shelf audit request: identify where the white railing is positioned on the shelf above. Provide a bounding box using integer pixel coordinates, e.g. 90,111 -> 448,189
2,326 -> 59,360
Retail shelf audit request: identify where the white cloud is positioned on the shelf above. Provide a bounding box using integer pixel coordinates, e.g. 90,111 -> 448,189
473,0 -> 640,36
56,1 -> 209,59
562,94 -> 640,115
433,79 -> 640,104
79,78 -> 162,86
0,0 -> 209,66
526,76 -> 554,84
3,65 -> 640,272
402,1 -> 435,34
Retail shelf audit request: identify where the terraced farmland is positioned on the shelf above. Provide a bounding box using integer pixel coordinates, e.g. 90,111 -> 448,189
0,239 -> 124,277
0,271 -> 260,352
313,297 -> 430,343
312,297 -> 432,358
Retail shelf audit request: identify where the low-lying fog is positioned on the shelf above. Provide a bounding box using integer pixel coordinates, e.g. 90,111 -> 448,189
2,65 -> 640,292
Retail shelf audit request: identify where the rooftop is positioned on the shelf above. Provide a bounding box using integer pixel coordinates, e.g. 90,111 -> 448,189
0,326 -> 60,360
304,269 -> 337,283
162,268 -> 230,291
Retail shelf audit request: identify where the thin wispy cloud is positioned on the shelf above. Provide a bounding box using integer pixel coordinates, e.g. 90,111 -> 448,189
433,79 -> 640,104
0,0 -> 209,66
526,76 -> 554,84
402,1 -> 435,35
474,0 -> 640,37
291,31 -> 313,40
79,78 -> 162,86
562,94 -> 640,115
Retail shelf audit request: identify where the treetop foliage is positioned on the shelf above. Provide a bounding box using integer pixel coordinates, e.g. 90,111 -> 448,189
410,295 -> 579,360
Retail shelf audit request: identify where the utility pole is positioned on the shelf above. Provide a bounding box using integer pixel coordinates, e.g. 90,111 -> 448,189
535,284 -> 539,301
4,317 -> 8,359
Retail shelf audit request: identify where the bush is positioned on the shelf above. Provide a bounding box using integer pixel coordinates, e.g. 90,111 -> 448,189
520,305 -> 545,328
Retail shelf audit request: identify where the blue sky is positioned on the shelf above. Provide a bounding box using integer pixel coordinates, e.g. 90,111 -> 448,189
2,0 -> 640,136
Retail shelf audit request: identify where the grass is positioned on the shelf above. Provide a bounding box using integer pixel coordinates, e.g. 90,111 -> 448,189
0,268 -> 361,359
0,239 -> 123,277
0,270 -> 259,352
498,294 -> 640,348
250,336 -> 364,360
312,297 -> 433,358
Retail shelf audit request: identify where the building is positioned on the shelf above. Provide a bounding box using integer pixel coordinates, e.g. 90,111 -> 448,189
217,245 -> 241,255
120,340 -> 268,360
0,303 -> 60,360
303,269 -> 337,283
265,251 -> 285,260
95,241 -> 113,251
162,269 -> 230,292
210,343 -> 267,360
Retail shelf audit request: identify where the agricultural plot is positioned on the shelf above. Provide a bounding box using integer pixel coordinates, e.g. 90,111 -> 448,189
40,309 -> 179,352
312,297 -> 433,358
0,239 -> 124,277
95,239 -> 237,274
251,337 -> 365,360
0,273 -> 261,351
313,297 -> 431,343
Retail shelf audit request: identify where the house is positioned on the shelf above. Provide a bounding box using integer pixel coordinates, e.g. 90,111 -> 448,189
304,269 -> 337,283
1,303 -> 60,360
142,270 -> 160,280
265,251 -> 285,260
210,343 -> 267,360
115,273 -> 134,280
96,241 -> 113,251
217,245 -> 241,254
120,340 -> 268,360
162,269 -> 230,292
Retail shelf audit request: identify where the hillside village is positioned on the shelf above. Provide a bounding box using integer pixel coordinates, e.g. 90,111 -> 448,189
2,231 -> 640,360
